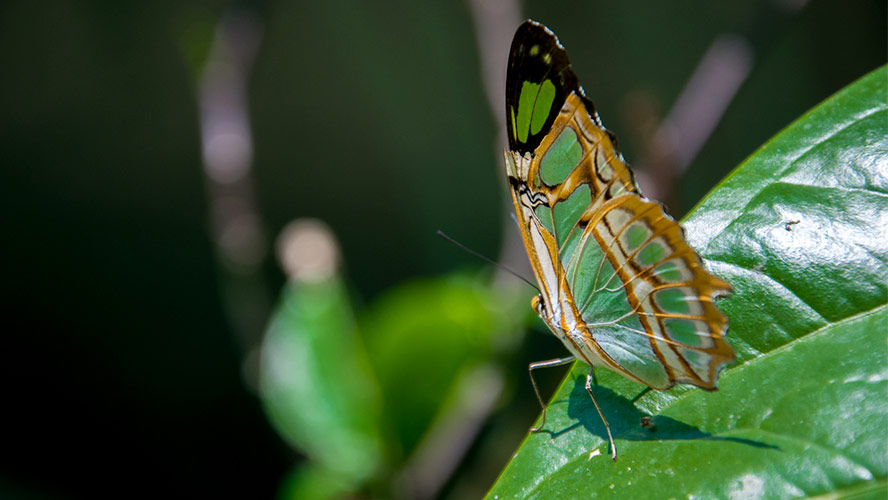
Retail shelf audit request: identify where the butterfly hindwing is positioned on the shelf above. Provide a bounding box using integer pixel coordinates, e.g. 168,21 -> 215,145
505,20 -> 734,391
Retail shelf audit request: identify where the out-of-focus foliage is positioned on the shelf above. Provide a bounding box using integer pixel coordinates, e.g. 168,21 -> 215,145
360,276 -> 512,457
260,268 -> 523,498
260,277 -> 383,487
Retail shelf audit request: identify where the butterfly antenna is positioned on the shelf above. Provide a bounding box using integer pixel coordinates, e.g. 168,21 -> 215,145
436,230 -> 539,292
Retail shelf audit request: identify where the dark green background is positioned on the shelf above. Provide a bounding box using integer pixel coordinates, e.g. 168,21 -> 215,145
1,0 -> 884,497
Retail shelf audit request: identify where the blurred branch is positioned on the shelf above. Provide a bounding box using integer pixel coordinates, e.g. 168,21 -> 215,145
467,0 -> 530,288
396,364 -> 504,500
636,34 -> 753,203
198,9 -> 269,387
467,0 -> 521,130
636,0 -> 810,208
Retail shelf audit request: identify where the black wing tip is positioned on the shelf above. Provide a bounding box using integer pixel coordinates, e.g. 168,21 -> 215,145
515,19 -> 556,37
506,20 -> 592,102
506,20 -> 603,154
511,20 -> 566,58
506,20 -> 575,154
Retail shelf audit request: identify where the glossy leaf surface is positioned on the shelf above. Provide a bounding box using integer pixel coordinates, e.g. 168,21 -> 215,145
486,66 -> 887,499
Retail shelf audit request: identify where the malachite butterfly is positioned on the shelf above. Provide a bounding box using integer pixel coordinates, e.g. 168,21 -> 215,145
504,20 -> 734,461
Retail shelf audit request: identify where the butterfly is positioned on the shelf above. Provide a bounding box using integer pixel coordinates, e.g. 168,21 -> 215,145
504,20 -> 734,461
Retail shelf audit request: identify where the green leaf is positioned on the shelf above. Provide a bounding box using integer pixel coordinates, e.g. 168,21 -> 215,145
259,277 -> 384,486
360,274 -> 506,459
486,66 -> 887,498
275,462 -> 354,500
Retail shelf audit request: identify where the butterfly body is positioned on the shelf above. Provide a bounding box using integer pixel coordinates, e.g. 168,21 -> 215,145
505,21 -> 733,458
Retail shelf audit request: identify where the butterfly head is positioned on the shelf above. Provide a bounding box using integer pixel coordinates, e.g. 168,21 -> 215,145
530,293 -> 546,319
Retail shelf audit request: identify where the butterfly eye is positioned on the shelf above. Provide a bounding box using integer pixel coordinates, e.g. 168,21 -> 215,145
530,294 -> 545,316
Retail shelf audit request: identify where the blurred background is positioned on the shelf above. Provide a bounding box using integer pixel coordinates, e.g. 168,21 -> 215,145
1,0 -> 884,498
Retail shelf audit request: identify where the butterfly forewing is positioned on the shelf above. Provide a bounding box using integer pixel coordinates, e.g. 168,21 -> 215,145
505,20 -> 733,391
506,22 -> 600,156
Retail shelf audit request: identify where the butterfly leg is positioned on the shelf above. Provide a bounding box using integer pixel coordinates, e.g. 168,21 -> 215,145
585,366 -> 617,461
528,356 -> 575,432
631,386 -> 653,403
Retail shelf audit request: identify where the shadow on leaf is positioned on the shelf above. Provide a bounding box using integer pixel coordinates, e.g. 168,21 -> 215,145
543,375 -> 777,452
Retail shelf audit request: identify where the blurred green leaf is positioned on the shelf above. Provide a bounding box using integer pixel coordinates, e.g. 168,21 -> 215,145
486,66 -> 887,498
259,277 -> 383,486
361,274 -> 509,459
276,462 -> 353,500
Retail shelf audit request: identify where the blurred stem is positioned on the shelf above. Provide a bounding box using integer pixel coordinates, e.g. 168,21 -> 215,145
636,34 -> 753,206
467,0 -> 529,285
197,9 -> 269,388
396,364 -> 504,500
635,0 -> 809,212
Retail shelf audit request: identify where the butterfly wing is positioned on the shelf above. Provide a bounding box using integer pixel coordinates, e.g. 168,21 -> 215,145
506,21 -> 602,156
505,20 -> 734,390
